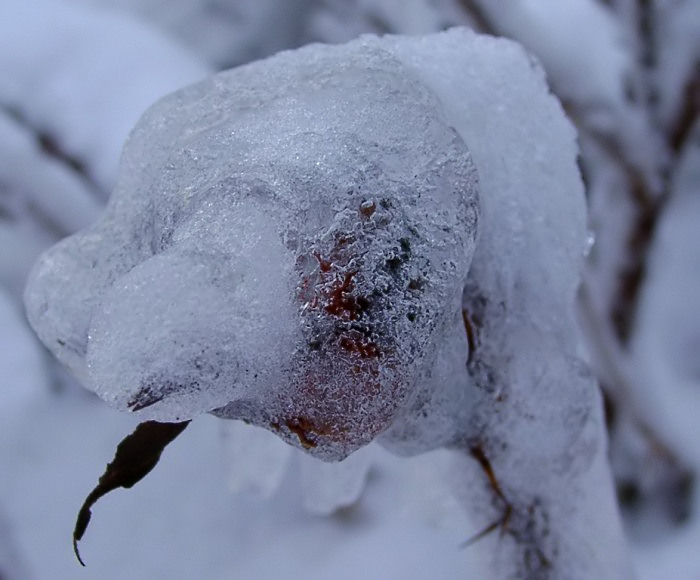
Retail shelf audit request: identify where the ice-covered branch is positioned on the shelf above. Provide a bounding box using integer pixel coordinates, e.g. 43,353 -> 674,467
25,28 -> 632,577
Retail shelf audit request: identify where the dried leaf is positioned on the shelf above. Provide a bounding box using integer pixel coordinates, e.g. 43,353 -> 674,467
73,420 -> 190,566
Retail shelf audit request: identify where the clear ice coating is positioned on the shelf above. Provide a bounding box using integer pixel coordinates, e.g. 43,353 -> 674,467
24,32 -> 480,461
25,29 -> 635,576
22,25 -> 596,467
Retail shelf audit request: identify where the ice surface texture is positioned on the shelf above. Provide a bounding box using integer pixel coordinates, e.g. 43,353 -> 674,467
25,28 -> 633,577
25,31 -> 480,462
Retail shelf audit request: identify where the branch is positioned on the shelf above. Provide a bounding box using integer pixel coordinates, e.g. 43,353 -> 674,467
457,0 -> 498,35
1,106 -> 103,197
667,61 -> 700,154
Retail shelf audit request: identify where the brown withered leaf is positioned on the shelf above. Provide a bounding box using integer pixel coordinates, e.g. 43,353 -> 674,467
73,420 -> 191,566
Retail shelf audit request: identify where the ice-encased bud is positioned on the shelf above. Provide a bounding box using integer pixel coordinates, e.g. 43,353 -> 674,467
24,37 -> 479,460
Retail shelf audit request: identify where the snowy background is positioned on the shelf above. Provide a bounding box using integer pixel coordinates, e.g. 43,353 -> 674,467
1,0 -> 699,578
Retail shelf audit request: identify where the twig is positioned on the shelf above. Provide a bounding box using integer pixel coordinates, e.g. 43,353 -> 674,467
667,61 -> 700,154
1,105 -> 103,197
457,0 -> 498,35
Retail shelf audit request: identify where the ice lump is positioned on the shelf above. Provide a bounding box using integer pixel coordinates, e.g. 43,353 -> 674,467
24,32 -> 480,461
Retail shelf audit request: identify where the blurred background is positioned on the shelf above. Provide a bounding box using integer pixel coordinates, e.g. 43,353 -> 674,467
1,0 -> 698,578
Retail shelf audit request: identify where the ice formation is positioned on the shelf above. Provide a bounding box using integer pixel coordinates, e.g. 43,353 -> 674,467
25,33 -> 480,462
25,28 -> 632,577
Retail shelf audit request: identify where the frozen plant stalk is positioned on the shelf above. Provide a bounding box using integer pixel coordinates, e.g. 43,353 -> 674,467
25,28 -> 632,578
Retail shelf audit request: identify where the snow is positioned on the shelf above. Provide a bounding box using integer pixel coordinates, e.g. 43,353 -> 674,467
0,112 -> 101,237
631,504 -> 700,580
221,420 -> 293,498
0,287 -> 48,422
0,509 -> 29,580
630,136 -> 700,467
0,395 -> 480,579
478,0 -> 632,112
298,441 -> 375,514
382,29 -> 631,578
0,0 -> 210,192
72,0 -> 316,69
656,1 -> 700,130
0,110 -> 103,302
474,0 -> 663,192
